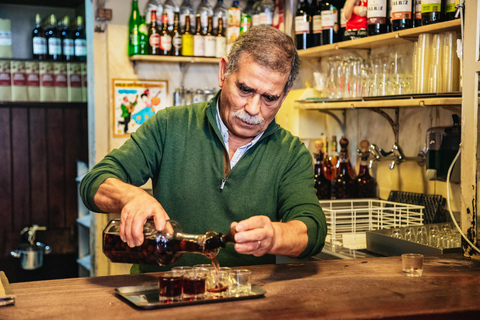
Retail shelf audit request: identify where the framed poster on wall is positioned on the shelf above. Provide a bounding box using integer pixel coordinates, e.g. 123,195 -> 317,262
112,79 -> 169,137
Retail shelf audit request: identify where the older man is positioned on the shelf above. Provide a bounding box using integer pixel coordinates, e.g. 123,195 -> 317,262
80,26 -> 326,272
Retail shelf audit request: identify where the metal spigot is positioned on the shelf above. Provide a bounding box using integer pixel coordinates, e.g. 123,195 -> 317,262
368,142 -> 426,170
368,144 -> 383,169
21,225 -> 47,245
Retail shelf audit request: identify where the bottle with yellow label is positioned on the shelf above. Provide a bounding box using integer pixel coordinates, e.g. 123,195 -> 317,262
181,13 -> 194,56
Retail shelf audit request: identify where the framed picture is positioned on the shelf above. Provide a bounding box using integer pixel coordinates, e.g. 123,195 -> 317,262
112,79 -> 169,137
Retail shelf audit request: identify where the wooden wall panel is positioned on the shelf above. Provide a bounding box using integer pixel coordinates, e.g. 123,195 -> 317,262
0,108 -> 12,256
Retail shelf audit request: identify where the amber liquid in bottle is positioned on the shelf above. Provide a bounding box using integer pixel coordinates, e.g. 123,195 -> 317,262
148,10 -> 160,55
313,140 -> 331,200
355,140 -> 376,198
332,136 -> 356,199
171,12 -> 182,56
159,12 -> 173,55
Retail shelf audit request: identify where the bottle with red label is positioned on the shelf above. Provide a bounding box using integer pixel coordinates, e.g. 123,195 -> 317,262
321,1 -> 339,45
367,0 -> 389,35
391,0 -> 414,31
159,12 -> 173,55
148,10 -> 161,55
32,13 -> 47,61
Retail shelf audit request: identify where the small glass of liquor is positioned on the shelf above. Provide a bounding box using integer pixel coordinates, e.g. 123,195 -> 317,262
183,269 -> 207,300
206,268 -> 230,298
159,270 -> 183,302
402,253 -> 424,277
229,269 -> 251,297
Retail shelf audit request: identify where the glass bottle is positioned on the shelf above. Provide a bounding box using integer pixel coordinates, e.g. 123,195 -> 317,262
443,0 -> 458,21
215,16 -> 227,58
213,0 -> 228,35
182,14 -> 194,56
172,12 -> 182,56
197,0 -> 214,34
313,140 -> 331,200
32,13 -> 47,61
164,0 -> 180,31
180,0 -> 196,33
128,0 -> 141,56
324,135 -> 338,181
311,0 -> 322,47
45,14 -> 61,61
421,0 -> 442,25
321,1 -> 339,45
60,16 -> 74,61
355,140 -> 376,198
391,0 -> 414,31
332,136 -> 356,199
252,0 -> 262,26
258,0 -> 274,26
295,0 -> 312,50
414,0 -> 422,27
204,15 -> 216,57
159,12 -> 173,55
138,15 -> 149,55
144,0 -> 163,29
148,10 -> 161,55
193,14 -> 205,57
102,219 -> 236,265
367,0 -> 389,35
227,0 -> 241,54
240,0 -> 254,35
74,16 -> 87,61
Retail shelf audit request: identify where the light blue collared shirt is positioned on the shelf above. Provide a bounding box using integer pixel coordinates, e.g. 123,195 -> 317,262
216,100 -> 263,168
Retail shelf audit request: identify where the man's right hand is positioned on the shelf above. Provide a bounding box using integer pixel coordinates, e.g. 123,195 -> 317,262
94,178 -> 170,248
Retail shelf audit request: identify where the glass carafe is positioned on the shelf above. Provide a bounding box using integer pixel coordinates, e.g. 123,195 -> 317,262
103,219 -> 235,265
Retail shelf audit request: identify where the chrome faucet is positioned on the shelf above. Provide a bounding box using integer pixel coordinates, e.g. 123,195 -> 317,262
368,143 -> 426,170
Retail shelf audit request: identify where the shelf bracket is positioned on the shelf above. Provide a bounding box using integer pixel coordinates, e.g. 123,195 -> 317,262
317,109 -> 346,136
368,107 -> 399,143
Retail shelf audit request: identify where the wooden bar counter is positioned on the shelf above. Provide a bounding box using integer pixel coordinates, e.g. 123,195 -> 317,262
2,254 -> 480,319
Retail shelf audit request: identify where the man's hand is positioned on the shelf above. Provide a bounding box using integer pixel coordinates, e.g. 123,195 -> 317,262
94,178 -> 170,248
231,216 -> 308,258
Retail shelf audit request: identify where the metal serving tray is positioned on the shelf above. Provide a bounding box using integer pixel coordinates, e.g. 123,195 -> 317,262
115,284 -> 266,310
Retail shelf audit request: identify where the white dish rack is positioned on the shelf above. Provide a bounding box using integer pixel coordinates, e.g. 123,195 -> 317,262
319,199 -> 424,249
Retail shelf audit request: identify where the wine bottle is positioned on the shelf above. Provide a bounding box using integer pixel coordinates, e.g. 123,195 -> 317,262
182,14 -> 194,56
128,0 -> 141,56
414,0 -> 422,27
332,136 -> 356,199
324,135 -> 338,181
295,0 -> 312,50
367,0 -> 389,35
45,14 -> 61,61
148,10 -> 161,55
73,16 -> 87,62
355,140 -> 376,198
32,13 -> 47,61
443,0 -> 457,21
60,16 -> 74,61
313,140 -> 331,200
421,0 -> 442,25
321,1 -> 339,45
391,0 -> 414,31
311,0 -> 322,47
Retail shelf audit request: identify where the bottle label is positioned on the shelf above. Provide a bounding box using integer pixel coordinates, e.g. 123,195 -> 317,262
259,12 -> 273,25
204,35 -> 216,57
54,74 -> 67,88
63,38 -> 74,56
228,7 -> 241,28
252,14 -> 260,26
41,73 -> 54,87
215,36 -> 226,58
445,0 -> 456,13
295,16 -> 310,34
421,0 -> 442,13
415,0 -> 422,19
173,34 -> 182,49
75,39 -> 87,56
227,26 -> 240,45
130,29 -> 139,45
48,37 -> 62,54
367,0 -> 387,24
193,35 -> 204,56
321,9 -> 338,29
0,30 -> 12,46
149,33 -> 160,48
391,0 -> 412,20
182,34 -> 194,56
33,37 -> 47,54
27,73 -> 40,87
240,15 -> 252,34
12,72 -> 26,86
313,15 -> 322,33
160,34 -> 172,51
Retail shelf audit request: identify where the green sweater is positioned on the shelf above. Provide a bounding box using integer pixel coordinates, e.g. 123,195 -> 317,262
80,93 -> 326,272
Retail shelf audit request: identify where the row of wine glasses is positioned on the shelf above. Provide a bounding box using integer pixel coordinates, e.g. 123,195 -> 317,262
390,224 -> 461,249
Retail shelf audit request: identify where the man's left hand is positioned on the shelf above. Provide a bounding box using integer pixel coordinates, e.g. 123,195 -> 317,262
231,216 -> 275,257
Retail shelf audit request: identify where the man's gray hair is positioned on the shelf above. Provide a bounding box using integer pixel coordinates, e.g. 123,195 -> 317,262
225,26 -> 300,94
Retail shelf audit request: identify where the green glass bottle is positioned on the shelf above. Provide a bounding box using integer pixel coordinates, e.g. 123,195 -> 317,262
138,15 -> 148,55
128,0 -> 141,56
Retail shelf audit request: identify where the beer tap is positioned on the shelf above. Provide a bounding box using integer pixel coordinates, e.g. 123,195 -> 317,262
367,143 -> 426,170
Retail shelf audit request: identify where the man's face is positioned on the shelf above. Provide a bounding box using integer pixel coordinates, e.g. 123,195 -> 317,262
218,54 -> 290,143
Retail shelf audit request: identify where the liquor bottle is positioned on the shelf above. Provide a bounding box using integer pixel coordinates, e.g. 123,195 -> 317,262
45,14 -> 61,61
159,12 -> 173,55
421,0 -> 441,25
60,16 -> 74,61
311,0 -> 322,47
324,135 -> 338,181
443,0 -> 457,21
295,0 -> 312,50
414,0 -> 422,27
164,0 -> 180,31
240,0 -> 254,35
172,12 -> 183,56
128,0 -> 141,56
227,0 -> 241,54
321,1 -> 339,45
197,0 -> 214,34
73,16 -> 87,61
204,15 -> 216,57
367,0 -> 389,35
193,14 -> 205,57
138,15 -> 149,55
258,0 -> 274,26
313,140 -> 331,200
391,0 -> 414,31
356,140 -> 376,198
103,219 -> 236,265
180,0 -> 195,33
215,16 -> 227,58
182,14 -> 194,56
332,136 -> 356,199
213,0 -> 228,35
252,0 -> 262,26
148,10 -> 161,54
144,0 -> 163,29
32,13 -> 47,60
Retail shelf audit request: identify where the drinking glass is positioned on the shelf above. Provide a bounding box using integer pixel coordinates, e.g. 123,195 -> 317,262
206,268 -> 230,298
314,72 -> 327,97
391,228 -> 403,239
428,225 -> 440,247
158,270 -> 183,302
230,269 -> 252,297
416,226 -> 428,245
183,269 -> 207,300
402,253 -> 424,277
404,227 -> 416,242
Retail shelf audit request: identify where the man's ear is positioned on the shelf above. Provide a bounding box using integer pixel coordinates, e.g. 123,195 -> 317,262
218,56 -> 229,88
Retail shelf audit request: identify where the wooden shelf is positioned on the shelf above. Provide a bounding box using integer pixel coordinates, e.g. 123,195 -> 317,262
130,55 -> 221,64
298,20 -> 461,58
295,96 -> 463,110
0,0 -> 84,7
